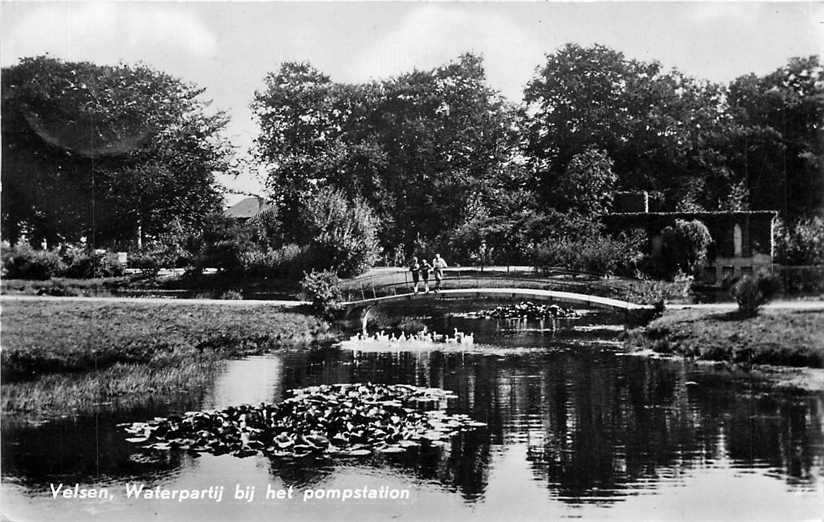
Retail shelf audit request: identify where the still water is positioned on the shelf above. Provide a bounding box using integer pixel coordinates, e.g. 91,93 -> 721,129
2,311 -> 823,521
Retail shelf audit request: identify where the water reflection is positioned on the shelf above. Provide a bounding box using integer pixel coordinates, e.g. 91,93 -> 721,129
2,314 -> 823,521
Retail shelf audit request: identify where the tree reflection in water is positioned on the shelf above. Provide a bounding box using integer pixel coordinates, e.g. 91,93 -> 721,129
2,316 -> 822,509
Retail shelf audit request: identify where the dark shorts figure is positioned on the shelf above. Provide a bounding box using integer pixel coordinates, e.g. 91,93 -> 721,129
420,262 -> 431,293
409,258 -> 421,293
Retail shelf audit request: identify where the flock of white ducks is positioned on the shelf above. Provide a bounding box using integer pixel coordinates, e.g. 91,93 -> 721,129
350,327 -> 474,346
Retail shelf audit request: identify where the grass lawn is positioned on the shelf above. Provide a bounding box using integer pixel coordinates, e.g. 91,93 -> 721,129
1,300 -> 336,416
626,308 -> 824,368
1,272 -> 300,300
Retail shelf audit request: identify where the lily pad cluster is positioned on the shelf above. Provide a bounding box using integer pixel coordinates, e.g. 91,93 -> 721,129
121,383 -> 486,459
477,301 -> 581,320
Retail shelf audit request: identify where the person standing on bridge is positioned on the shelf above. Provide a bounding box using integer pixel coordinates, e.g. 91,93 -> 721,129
419,258 -> 432,294
409,257 -> 421,294
432,253 -> 447,293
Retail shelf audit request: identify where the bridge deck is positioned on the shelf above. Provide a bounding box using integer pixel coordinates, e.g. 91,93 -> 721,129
339,288 -> 655,312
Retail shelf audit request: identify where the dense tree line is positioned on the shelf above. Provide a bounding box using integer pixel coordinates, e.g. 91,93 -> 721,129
252,45 -> 822,263
2,46 -> 822,278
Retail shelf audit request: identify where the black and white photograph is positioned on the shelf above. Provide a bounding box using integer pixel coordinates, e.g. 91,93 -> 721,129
1,2 -> 823,521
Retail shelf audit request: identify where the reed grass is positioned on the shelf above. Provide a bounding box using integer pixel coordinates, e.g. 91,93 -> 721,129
2,357 -> 220,415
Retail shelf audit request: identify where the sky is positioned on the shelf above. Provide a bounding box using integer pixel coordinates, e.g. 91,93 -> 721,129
2,1 -> 822,201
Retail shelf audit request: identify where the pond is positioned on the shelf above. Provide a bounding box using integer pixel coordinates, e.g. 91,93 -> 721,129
2,309 -> 823,521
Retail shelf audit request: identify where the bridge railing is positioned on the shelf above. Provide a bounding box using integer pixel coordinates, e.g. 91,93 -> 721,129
339,266 -> 608,303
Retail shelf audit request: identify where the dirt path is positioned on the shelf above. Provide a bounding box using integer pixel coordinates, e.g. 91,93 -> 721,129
667,300 -> 824,311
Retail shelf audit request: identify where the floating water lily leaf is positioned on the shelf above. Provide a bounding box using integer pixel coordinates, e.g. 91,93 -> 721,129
121,383 -> 486,461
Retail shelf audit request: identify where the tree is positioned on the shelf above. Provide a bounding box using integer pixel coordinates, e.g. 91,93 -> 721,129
658,219 -> 713,277
774,216 -> 824,265
1,56 -> 232,247
523,43 -> 733,211
301,187 -> 380,277
552,148 -> 617,215
252,54 -> 518,252
726,56 -> 824,220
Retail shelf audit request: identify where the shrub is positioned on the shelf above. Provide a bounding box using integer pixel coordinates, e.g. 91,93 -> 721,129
302,188 -> 380,277
128,252 -> 160,275
533,229 -> 645,277
61,248 -> 125,278
775,216 -> 824,265
239,243 -> 306,278
731,272 -> 782,317
300,269 -> 342,314
533,238 -> 576,270
193,215 -> 258,272
145,230 -> 196,268
219,289 -> 244,300
1,243 -> 65,280
657,219 -> 712,278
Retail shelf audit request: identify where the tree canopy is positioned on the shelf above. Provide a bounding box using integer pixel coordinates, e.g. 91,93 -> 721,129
252,54 -> 519,252
523,44 -> 823,220
2,56 -> 233,247
4,46 -> 821,277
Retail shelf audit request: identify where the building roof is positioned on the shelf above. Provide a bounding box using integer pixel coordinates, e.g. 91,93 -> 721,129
225,196 -> 271,219
606,210 -> 778,218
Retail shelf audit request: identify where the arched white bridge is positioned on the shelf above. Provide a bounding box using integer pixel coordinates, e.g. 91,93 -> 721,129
339,287 -> 658,324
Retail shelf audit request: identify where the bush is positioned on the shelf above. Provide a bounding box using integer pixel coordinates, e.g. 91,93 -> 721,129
239,243 -> 306,278
128,252 -> 160,275
302,187 -> 380,277
775,216 -> 824,265
300,269 -> 342,314
219,289 -> 244,300
533,229 -> 645,277
1,243 -> 65,280
731,272 -> 782,317
62,248 -> 125,278
145,230 -> 196,268
193,215 -> 258,272
657,219 -> 712,278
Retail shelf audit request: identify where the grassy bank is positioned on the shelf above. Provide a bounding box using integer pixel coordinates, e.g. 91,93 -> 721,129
626,308 -> 824,367
1,300 -> 336,416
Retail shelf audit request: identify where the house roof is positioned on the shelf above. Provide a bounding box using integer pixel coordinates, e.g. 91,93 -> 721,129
225,196 -> 271,219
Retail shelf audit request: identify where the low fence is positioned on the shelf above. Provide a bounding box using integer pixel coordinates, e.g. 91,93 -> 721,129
772,265 -> 824,295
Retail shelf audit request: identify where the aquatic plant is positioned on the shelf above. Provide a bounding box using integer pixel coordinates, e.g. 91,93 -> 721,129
472,301 -> 581,320
121,383 -> 486,459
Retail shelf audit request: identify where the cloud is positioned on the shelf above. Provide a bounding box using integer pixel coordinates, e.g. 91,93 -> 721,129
2,2 -> 217,67
352,5 -> 546,100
